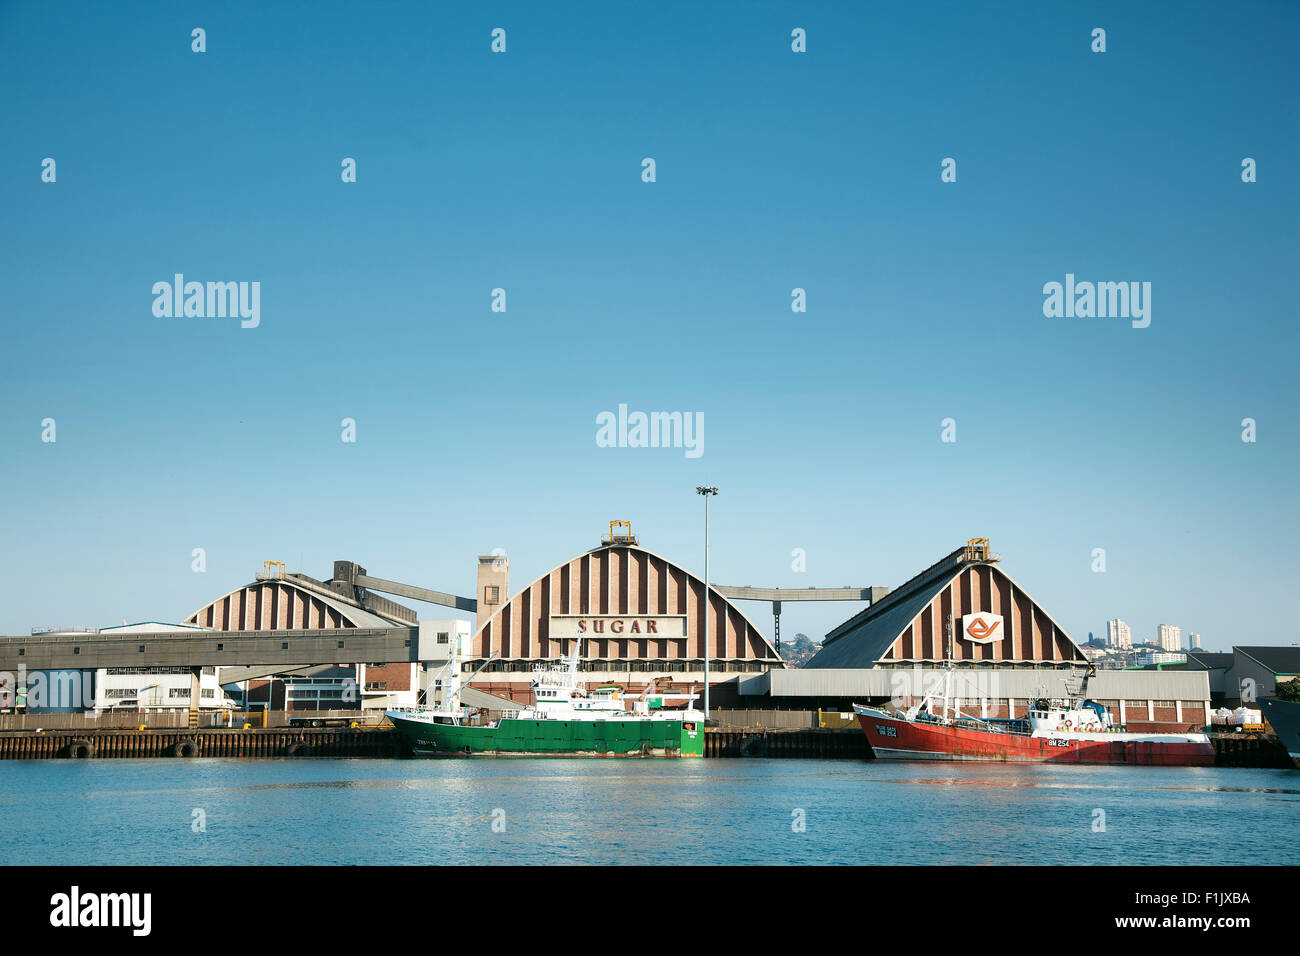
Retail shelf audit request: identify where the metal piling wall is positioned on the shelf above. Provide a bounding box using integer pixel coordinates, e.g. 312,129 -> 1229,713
0,728 -> 401,760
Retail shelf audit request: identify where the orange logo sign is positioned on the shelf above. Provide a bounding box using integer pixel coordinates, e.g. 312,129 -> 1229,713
962,613 -> 1004,643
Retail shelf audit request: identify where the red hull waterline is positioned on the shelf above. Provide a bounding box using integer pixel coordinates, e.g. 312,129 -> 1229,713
858,712 -> 1216,766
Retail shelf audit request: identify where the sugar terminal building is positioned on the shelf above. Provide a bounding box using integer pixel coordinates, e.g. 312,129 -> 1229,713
0,531 -> 1219,736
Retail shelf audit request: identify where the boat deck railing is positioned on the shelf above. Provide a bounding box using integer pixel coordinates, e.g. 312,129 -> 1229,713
922,715 -> 1035,737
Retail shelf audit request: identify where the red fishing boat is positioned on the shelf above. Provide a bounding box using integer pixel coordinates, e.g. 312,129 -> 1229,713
854,666 -> 1215,766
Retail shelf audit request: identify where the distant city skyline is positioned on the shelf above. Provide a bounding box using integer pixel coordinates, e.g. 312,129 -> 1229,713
1158,624 -> 1184,653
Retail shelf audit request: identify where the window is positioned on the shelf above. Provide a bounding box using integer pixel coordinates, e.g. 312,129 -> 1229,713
105,688 -> 136,699
437,632 -> 449,643
169,688 -> 190,699
484,585 -> 500,604
337,641 -> 345,649
201,689 -> 215,699
216,643 -> 224,651
281,642 -> 289,650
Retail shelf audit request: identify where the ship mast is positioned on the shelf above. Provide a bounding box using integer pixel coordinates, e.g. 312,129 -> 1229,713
450,652 -> 501,713
943,614 -> 954,720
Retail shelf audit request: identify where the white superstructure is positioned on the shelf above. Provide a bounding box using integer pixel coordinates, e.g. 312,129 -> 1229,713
387,641 -> 702,730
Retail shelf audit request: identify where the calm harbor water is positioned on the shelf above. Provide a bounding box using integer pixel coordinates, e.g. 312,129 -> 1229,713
1,758 -> 1297,866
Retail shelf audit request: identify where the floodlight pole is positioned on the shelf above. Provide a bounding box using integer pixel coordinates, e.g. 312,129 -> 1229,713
695,485 -> 718,721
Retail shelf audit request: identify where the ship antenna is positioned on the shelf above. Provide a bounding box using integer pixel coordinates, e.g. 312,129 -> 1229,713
943,614 -> 954,721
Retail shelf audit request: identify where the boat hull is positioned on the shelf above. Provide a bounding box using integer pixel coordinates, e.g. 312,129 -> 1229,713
388,714 -> 705,758
856,709 -> 1215,766
1259,698 -> 1300,770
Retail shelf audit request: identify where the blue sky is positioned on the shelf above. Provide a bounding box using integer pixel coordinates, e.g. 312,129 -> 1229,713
1,2 -> 1297,650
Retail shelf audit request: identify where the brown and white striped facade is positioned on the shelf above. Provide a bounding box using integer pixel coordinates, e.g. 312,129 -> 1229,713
188,581 -> 366,631
809,549 -> 1088,669
467,544 -> 784,703
884,562 -> 1084,664
185,575 -> 424,706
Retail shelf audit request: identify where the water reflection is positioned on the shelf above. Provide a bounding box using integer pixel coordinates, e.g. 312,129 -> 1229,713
0,758 -> 1296,865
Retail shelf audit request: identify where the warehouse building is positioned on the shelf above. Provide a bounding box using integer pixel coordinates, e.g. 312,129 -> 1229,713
737,541 -> 1212,730
464,525 -> 785,705
1224,646 -> 1300,705
806,541 -> 1086,670
185,563 -> 470,711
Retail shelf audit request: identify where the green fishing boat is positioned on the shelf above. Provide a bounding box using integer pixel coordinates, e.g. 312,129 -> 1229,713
386,646 -> 704,757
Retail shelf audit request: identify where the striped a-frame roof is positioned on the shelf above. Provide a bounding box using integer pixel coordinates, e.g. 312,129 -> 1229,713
808,548 -> 1086,668
471,542 -> 782,662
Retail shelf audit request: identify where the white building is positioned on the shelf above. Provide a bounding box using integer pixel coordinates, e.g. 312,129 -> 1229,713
1158,624 -> 1182,653
1188,632 -> 1203,650
83,622 -> 240,713
1135,650 -> 1187,667
1107,618 -> 1133,649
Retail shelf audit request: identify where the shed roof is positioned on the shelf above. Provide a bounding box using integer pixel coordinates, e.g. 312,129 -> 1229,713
807,546 -> 1081,669
1234,646 -> 1300,676
1184,651 -> 1235,671
805,574 -> 952,668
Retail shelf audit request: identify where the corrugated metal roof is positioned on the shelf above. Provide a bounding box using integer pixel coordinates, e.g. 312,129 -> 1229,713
742,666 -> 1210,701
99,621 -> 213,633
1185,652 -> 1234,671
807,554 -> 1085,670
1089,669 -> 1211,699
804,577 -> 951,668
1235,646 -> 1300,676
819,547 -> 966,648
759,668 -> 895,697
